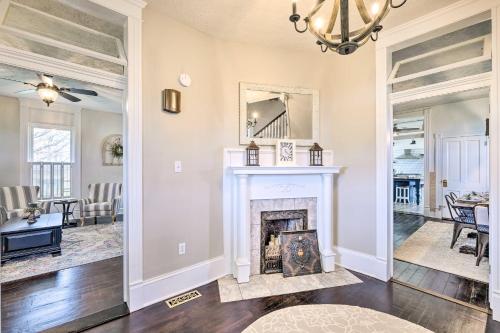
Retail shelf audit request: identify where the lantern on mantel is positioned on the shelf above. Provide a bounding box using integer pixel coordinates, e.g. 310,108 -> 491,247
309,143 -> 323,166
246,141 -> 260,166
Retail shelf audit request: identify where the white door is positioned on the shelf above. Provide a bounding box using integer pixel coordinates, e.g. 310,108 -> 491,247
440,135 -> 489,219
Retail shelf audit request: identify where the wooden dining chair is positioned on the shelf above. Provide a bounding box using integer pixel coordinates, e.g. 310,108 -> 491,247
445,194 -> 476,249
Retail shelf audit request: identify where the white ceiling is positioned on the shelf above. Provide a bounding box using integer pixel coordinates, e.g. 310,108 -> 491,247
0,64 -> 122,112
147,0 -> 462,52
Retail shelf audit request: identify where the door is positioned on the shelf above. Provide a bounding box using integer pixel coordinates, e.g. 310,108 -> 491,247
440,135 -> 489,218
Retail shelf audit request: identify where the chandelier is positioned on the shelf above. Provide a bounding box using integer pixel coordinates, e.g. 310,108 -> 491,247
290,0 -> 407,55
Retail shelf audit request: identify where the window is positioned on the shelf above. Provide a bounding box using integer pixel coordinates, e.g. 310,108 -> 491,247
30,125 -> 73,199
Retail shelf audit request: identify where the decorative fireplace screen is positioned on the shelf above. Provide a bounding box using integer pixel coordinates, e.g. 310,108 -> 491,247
260,209 -> 308,274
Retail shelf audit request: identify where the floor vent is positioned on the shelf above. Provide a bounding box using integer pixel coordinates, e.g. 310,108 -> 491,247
165,290 -> 202,308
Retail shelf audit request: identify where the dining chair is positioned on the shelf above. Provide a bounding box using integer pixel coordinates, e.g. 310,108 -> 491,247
474,206 -> 489,266
445,194 -> 476,249
450,192 -> 459,201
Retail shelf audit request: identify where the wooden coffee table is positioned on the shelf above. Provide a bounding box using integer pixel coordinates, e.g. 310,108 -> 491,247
1,213 -> 62,265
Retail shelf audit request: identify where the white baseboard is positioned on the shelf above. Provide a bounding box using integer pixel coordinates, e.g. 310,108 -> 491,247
491,290 -> 500,321
334,246 -> 388,281
129,255 -> 226,310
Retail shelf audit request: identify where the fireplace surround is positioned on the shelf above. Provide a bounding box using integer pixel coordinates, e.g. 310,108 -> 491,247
225,164 -> 341,283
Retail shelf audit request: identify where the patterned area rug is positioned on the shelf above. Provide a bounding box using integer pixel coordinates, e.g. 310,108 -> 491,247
218,267 -> 362,302
243,304 -> 431,332
394,221 -> 488,283
1,223 -> 122,283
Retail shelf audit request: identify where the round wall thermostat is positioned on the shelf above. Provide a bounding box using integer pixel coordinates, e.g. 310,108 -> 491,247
179,73 -> 191,87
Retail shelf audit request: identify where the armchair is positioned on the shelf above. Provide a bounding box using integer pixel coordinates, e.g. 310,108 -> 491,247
0,186 -> 52,224
79,183 -> 122,226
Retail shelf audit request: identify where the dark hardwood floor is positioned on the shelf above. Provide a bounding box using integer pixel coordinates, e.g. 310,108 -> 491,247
86,270 -> 500,333
393,212 -> 489,310
1,256 -> 123,333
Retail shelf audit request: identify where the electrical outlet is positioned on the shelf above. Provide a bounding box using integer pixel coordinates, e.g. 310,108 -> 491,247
174,161 -> 182,173
178,242 -> 186,255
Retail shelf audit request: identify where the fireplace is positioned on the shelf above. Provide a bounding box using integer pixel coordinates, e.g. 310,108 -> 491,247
260,209 -> 308,274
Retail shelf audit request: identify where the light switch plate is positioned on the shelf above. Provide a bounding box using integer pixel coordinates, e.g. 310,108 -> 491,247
174,161 -> 182,173
178,242 -> 186,255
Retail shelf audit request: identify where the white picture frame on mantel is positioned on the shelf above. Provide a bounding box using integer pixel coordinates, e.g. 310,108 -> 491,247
276,139 -> 296,166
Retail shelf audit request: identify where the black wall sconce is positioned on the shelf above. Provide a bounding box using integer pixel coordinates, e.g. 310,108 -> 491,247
162,89 -> 181,113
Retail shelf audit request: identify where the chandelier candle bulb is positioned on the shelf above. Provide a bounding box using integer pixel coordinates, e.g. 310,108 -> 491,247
289,0 -> 407,55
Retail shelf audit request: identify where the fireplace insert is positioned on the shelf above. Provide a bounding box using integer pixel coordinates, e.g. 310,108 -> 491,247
260,209 -> 308,274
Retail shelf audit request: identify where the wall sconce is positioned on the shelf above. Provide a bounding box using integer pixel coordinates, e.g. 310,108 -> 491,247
162,89 -> 181,113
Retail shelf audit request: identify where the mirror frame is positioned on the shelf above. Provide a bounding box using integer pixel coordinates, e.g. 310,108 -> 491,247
239,82 -> 320,146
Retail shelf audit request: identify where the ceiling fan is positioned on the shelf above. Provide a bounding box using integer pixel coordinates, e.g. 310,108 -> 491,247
0,74 -> 98,107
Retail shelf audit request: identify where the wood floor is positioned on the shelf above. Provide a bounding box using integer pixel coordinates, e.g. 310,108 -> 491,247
86,270 -> 500,333
393,212 -> 490,310
1,256 -> 123,333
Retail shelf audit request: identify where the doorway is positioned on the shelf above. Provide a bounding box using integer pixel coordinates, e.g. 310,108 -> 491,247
392,88 -> 491,311
375,8 -> 496,312
0,0 -> 135,331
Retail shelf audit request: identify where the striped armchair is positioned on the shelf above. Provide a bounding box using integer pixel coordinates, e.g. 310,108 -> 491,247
0,186 -> 52,224
79,183 -> 122,226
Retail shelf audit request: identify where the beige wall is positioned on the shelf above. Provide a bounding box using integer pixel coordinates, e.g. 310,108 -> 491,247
142,11 -> 224,279
0,96 -> 20,186
430,98 -> 489,136
142,8 -> 378,279
81,109 -> 123,196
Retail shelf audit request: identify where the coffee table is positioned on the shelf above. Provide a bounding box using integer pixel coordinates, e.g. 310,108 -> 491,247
1,213 -> 62,265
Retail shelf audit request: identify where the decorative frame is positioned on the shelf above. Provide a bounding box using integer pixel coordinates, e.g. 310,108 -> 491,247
281,230 -> 322,278
276,139 -> 296,166
239,82 -> 320,146
102,134 -> 123,166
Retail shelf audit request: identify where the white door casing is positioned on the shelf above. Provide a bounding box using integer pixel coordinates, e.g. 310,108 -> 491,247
376,0 -> 500,321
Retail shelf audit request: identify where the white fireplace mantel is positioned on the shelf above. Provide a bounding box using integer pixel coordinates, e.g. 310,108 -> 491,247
231,166 -> 341,175
224,151 -> 342,283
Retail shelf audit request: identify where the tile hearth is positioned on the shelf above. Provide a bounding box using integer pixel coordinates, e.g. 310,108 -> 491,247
217,266 -> 362,303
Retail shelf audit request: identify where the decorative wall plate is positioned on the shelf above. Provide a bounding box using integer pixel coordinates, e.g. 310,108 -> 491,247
102,134 -> 123,166
281,230 -> 322,277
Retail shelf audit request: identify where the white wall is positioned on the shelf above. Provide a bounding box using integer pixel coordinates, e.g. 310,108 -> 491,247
430,98 -> 489,137
80,109 -> 123,196
0,96 -> 20,186
0,98 -> 122,197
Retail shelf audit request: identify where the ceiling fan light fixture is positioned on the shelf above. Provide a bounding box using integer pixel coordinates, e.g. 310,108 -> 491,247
37,84 -> 58,107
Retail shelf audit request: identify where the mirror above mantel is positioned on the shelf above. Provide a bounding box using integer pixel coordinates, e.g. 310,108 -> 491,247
239,82 -> 319,146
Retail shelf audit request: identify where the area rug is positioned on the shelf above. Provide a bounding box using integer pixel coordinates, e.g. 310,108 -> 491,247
218,266 -> 362,302
242,304 -> 431,333
394,221 -> 489,283
1,223 -> 122,283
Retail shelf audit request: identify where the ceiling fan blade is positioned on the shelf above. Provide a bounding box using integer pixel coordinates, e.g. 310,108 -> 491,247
63,88 -> 98,96
59,91 -> 81,102
0,77 -> 36,87
38,73 -> 53,86
16,89 -> 36,95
